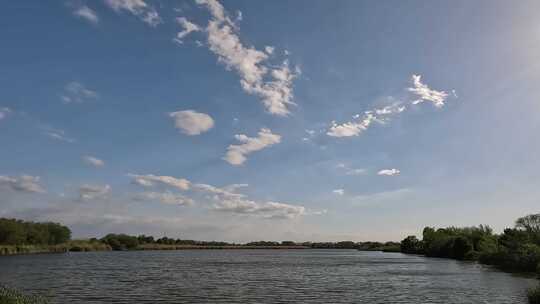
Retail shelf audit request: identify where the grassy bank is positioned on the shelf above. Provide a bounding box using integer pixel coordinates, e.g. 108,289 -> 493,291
529,284 -> 540,304
0,240 -> 111,256
137,244 -> 309,250
0,286 -> 49,304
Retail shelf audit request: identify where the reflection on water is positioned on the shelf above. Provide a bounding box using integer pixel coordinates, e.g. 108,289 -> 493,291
0,250 -> 536,303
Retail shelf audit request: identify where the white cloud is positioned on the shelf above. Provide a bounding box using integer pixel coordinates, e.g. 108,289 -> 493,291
223,128 -> 281,165
264,46 -> 274,54
83,156 -> 105,167
133,191 -> 194,206
0,107 -> 12,121
169,110 -> 214,135
0,175 -> 46,193
104,0 -> 161,27
327,111 -> 380,137
194,0 -> 299,116
333,189 -> 345,195
79,184 -> 111,200
408,74 -> 449,108
327,74 -> 451,139
174,17 -> 201,43
374,103 -> 406,115
212,199 -> 305,219
61,81 -> 98,104
128,174 -> 191,190
73,5 -> 99,24
129,173 -> 306,219
44,128 -> 75,143
377,168 -> 400,176
327,101 -> 407,138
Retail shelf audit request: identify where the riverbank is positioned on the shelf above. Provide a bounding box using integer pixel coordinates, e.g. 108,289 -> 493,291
0,240 -> 111,256
0,243 -> 314,256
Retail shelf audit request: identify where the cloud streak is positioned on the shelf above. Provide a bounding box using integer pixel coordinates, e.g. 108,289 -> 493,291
104,0 -> 161,27
0,175 -> 46,193
73,5 -> 99,24
377,169 -> 400,176
79,184 -> 111,200
327,74 -> 452,138
223,128 -> 281,165
129,174 -> 307,219
133,191 -> 194,206
327,105 -> 401,138
61,82 -> 98,104
128,174 -> 191,190
83,156 -> 105,167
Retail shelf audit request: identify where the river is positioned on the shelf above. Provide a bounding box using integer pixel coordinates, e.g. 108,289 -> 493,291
0,250 -> 536,303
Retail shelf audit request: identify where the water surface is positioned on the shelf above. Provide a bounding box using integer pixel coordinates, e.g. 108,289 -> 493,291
0,250 -> 536,303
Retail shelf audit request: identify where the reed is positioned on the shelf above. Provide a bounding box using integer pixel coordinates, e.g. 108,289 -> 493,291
529,284 -> 540,304
0,286 -> 49,304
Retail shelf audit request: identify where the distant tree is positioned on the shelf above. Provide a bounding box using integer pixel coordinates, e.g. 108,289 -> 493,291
0,218 -> 71,245
400,236 -> 423,254
452,236 -> 473,260
281,241 -> 296,246
516,213 -> 540,244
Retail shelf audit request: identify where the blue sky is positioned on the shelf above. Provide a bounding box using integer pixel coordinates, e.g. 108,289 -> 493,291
1,0 -> 540,242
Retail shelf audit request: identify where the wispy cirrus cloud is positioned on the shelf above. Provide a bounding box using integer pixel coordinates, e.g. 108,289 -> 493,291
327,102 -> 406,138
133,191 -> 194,206
169,110 -> 214,135
72,4 -> 99,24
0,175 -> 46,193
223,128 -> 281,165
408,74 -> 448,108
61,81 -> 98,104
128,174 -> 191,190
79,184 -> 111,200
104,0 -> 161,27
178,0 -> 299,116
43,127 -> 75,143
83,156 -> 105,167
129,174 -> 308,219
328,74 -> 453,138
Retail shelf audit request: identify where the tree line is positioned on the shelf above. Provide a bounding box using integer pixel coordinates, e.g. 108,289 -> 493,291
0,218 -> 71,246
400,213 -> 540,273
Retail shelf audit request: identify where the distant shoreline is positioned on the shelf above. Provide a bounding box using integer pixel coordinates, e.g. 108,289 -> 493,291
0,244 -> 402,256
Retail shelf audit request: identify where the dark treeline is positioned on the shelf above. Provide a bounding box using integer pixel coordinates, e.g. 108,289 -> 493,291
400,213 -> 540,274
0,218 -> 399,252
0,218 -> 71,246
100,233 -> 400,251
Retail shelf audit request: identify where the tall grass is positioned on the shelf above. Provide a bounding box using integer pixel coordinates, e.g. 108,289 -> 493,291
0,286 -> 49,304
529,284 -> 540,304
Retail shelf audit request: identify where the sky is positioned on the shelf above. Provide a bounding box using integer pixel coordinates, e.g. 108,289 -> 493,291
1,0 -> 540,242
